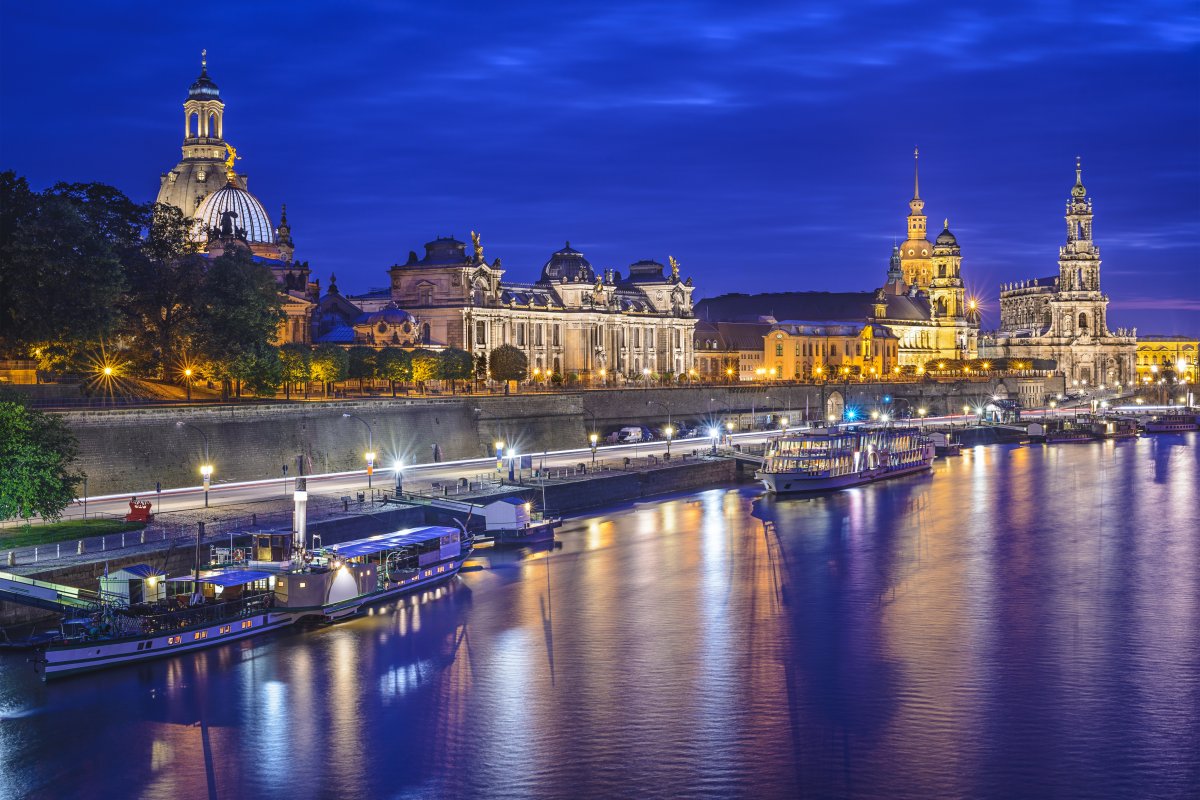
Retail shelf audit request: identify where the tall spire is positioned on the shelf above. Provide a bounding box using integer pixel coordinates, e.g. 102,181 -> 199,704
201,48 -> 207,73
913,147 -> 920,200
1071,155 -> 1087,198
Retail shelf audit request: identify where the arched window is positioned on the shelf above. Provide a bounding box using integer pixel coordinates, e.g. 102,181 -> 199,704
421,323 -> 431,343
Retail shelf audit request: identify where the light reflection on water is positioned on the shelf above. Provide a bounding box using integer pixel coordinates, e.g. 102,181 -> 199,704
0,436 -> 1198,799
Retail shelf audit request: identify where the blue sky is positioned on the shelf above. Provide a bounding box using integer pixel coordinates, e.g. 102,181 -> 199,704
2,1 -> 1198,333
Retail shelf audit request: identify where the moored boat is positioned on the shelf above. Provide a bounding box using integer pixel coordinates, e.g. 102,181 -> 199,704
32,525 -> 472,679
1042,419 -> 1094,443
1143,413 -> 1198,433
1089,416 -> 1139,440
756,425 -> 934,494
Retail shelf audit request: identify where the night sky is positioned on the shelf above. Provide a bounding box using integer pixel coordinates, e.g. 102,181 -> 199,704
2,2 -> 1197,334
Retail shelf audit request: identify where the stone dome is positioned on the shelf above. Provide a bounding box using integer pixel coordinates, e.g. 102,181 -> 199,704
189,67 -> 221,101
364,304 -> 415,325
540,241 -> 594,283
191,181 -> 275,243
935,221 -> 958,246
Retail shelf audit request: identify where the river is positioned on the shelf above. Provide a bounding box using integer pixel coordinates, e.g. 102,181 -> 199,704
1,435 -> 1198,799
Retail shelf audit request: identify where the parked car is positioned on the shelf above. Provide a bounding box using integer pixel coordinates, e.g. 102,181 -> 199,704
616,426 -> 654,443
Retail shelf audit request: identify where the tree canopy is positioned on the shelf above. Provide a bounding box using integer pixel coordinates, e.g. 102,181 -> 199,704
0,398 -> 84,522
490,344 -> 529,382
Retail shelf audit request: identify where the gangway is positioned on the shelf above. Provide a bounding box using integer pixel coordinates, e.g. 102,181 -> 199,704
0,570 -> 106,614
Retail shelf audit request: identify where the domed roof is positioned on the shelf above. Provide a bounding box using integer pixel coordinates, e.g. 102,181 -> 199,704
192,182 -> 274,243
188,54 -> 221,101
540,241 -> 594,283
362,303 -> 414,325
935,220 -> 958,246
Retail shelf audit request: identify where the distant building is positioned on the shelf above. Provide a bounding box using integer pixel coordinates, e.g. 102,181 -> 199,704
980,161 -> 1137,386
697,151 -> 979,367
764,321 -> 899,380
1135,335 -> 1197,383
338,236 -> 697,379
156,54 -> 316,345
693,320 -> 773,381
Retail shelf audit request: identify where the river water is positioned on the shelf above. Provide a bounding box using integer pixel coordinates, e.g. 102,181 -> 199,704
2,436 -> 1198,799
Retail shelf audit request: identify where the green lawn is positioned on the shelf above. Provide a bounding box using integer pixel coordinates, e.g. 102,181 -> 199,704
0,518 -> 146,549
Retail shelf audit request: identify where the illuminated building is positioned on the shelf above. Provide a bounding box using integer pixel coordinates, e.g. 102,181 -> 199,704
1135,335 -> 1197,383
764,322 -> 899,380
981,160 -> 1137,385
156,53 -> 316,344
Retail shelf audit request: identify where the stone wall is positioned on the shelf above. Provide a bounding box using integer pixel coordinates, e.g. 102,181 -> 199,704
60,379 -> 1058,495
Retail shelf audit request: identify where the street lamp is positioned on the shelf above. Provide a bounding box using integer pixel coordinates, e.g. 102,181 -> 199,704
175,421 -> 212,507
184,367 -> 193,402
342,412 -> 374,488
642,367 -> 651,389
647,400 -> 672,440
664,425 -> 674,457
494,440 -> 505,472
589,432 -> 598,465
200,463 -> 213,508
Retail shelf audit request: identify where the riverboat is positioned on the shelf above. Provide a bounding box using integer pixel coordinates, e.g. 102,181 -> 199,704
1042,419 -> 1094,443
1089,416 -> 1139,440
928,430 -> 963,457
1143,413 -> 1198,433
756,426 -> 934,493
31,526 -> 472,679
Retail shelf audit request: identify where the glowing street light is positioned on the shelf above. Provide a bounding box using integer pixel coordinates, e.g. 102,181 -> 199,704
199,463 -> 213,508
589,432 -> 599,465
664,425 -> 674,457
342,412 -> 375,488
176,421 -> 212,507
183,367 -> 193,402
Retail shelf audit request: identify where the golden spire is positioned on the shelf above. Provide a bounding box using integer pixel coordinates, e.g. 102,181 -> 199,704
913,147 -> 920,200
944,218 -> 949,229
223,142 -> 239,182
201,49 -> 207,72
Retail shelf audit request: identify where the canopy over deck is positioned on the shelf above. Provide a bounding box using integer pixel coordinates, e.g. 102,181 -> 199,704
323,526 -> 459,559
168,570 -> 275,587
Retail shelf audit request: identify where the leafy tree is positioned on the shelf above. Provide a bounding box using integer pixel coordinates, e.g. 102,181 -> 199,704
489,344 -> 528,384
377,348 -> 413,396
278,343 -> 312,400
347,346 -> 378,393
0,173 -> 129,354
191,246 -> 285,398
310,344 -> 349,396
228,342 -> 283,397
0,399 -> 83,522
410,348 -> 442,389
440,348 -> 474,394
473,353 -> 488,386
120,204 -> 205,378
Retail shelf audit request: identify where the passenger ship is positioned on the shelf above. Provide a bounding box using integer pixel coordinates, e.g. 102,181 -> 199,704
1143,413 -> 1198,433
31,526 -> 471,679
756,425 -> 935,493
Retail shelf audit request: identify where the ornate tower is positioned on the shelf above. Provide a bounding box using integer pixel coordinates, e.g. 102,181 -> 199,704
157,51 -> 245,216
930,219 -> 965,319
900,148 -> 934,289
1058,157 -> 1101,293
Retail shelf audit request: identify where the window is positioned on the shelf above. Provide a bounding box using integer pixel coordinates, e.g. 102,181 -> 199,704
776,344 -> 783,357
418,286 -> 433,305
517,323 -> 526,347
476,321 -> 487,345
553,325 -> 561,346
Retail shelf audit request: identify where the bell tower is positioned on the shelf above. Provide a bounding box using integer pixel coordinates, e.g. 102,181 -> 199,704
900,148 -> 934,289
157,51 -> 239,216
1058,157 -> 1101,293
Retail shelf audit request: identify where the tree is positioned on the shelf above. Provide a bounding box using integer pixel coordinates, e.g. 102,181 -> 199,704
310,344 -> 349,396
120,204 -> 205,378
0,399 -> 83,522
411,348 -> 442,389
473,352 -> 488,387
377,348 -> 413,397
347,346 -> 378,393
440,348 -> 474,394
489,344 -> 528,388
191,246 -> 285,398
278,343 -> 312,400
0,173 -> 130,354
228,342 -> 283,397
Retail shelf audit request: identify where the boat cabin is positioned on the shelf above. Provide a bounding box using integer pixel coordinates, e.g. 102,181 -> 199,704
482,498 -> 533,531
99,564 -> 167,607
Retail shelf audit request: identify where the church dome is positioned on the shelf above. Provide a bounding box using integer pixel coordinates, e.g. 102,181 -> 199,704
363,303 -> 414,325
191,182 -> 274,243
935,221 -> 958,246
188,67 -> 221,101
540,241 -> 594,283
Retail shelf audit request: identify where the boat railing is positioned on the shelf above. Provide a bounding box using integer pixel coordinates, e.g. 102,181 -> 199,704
66,592 -> 275,641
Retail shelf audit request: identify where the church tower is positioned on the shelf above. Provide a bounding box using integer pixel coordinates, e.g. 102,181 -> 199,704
1058,157 -> 1101,293
929,220 -> 965,319
157,51 -> 246,216
899,148 -> 934,289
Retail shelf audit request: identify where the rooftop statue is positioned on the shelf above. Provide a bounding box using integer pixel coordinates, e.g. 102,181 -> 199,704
224,143 -> 240,182
219,209 -> 238,236
471,230 -> 484,263
669,255 -> 680,281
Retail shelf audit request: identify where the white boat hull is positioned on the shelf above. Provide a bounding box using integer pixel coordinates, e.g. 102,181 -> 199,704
758,458 -> 932,494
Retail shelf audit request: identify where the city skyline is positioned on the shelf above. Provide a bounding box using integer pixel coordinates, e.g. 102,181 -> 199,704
2,2 -> 1197,335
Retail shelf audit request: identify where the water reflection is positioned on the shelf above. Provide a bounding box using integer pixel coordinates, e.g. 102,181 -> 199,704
1,435 -> 1197,799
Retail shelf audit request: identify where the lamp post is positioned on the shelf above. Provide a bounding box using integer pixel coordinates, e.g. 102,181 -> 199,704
917,407 -> 927,430
590,432 -> 599,465
494,440 -> 505,473
647,400 -> 672,441
176,421 -> 212,507
642,367 -> 651,390
184,367 -> 193,403
664,425 -> 674,457
342,412 -> 374,488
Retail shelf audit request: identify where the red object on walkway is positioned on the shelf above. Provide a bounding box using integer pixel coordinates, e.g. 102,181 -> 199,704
124,498 -> 154,523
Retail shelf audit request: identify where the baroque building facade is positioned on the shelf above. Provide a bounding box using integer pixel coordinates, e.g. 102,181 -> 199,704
980,161 -> 1137,386
156,54 -> 316,345
350,235 -> 695,379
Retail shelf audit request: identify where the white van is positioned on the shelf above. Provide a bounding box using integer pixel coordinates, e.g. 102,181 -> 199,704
617,426 -> 647,443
